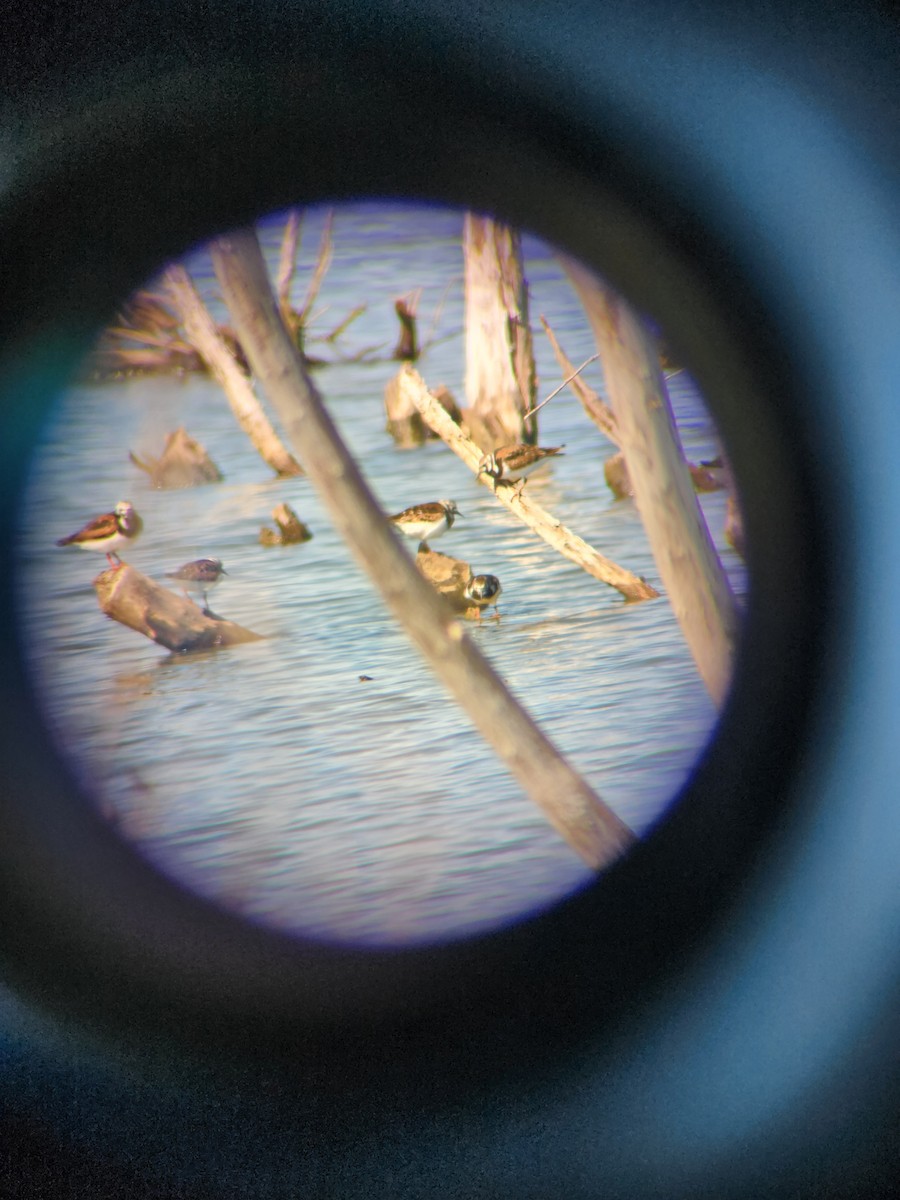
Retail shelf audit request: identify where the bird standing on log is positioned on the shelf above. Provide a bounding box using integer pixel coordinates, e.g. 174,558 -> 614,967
56,500 -> 143,564
165,557 -> 228,613
477,444 -> 564,491
389,499 -> 461,551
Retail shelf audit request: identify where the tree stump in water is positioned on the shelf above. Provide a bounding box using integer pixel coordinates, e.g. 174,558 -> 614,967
95,563 -> 263,652
384,373 -> 427,447
392,297 -> 419,361
130,426 -> 223,489
259,502 -> 313,545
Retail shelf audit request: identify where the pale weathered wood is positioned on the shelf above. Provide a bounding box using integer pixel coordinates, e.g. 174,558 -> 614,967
164,264 -> 302,478
210,226 -> 635,872
563,257 -> 739,706
384,373 -> 427,447
398,365 -> 659,603
94,564 -> 262,652
463,214 -> 537,446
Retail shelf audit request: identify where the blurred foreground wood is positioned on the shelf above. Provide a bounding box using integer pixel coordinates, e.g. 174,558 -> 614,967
95,564 -> 263,653
399,365 -> 659,603
563,258 -> 739,706
210,225 -> 636,872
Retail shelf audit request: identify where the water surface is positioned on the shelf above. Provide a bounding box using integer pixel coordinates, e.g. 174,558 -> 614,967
15,203 -> 745,946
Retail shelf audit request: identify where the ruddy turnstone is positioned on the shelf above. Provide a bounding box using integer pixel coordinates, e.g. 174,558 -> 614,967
389,499 -> 461,550
477,443 -> 565,490
464,573 -> 503,615
165,557 -> 227,612
56,500 -> 143,564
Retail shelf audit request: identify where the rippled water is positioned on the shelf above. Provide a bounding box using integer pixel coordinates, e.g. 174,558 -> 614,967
14,203 -> 746,946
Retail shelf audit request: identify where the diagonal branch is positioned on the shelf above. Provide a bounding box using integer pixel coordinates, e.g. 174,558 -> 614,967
540,315 -> 620,447
209,227 -> 636,871
398,364 -> 658,603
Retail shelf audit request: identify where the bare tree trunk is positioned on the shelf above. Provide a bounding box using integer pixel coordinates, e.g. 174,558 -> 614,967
463,214 -> 536,446
164,265 -> 302,478
210,226 -> 635,871
563,258 -> 739,706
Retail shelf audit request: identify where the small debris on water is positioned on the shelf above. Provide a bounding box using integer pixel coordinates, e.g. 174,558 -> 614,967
358,674 -> 373,682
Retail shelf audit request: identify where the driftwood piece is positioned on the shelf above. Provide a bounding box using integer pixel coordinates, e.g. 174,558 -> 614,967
259,502 -> 313,545
129,426 -> 223,489
398,365 -> 659,603
463,214 -> 536,445
563,257 -> 739,706
210,225 -> 636,872
95,564 -> 263,653
164,264 -> 303,478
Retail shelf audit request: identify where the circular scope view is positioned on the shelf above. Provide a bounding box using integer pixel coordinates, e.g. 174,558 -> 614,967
14,203 -> 747,947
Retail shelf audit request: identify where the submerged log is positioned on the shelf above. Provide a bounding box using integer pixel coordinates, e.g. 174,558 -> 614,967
130,426 -> 223,489
95,564 -> 263,652
259,502 -> 313,545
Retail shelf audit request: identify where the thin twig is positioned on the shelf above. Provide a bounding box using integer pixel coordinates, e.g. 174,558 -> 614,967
522,353 -> 599,421
540,315 -> 620,447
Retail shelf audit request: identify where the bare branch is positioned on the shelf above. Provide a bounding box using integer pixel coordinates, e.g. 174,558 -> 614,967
210,227 -> 636,871
398,365 -> 658,603
522,352 -> 600,421
164,264 -> 302,477
540,315 -> 620,447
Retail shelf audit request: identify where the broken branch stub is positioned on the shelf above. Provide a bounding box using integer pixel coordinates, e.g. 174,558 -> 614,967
398,365 -> 659,603
209,225 -> 635,872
